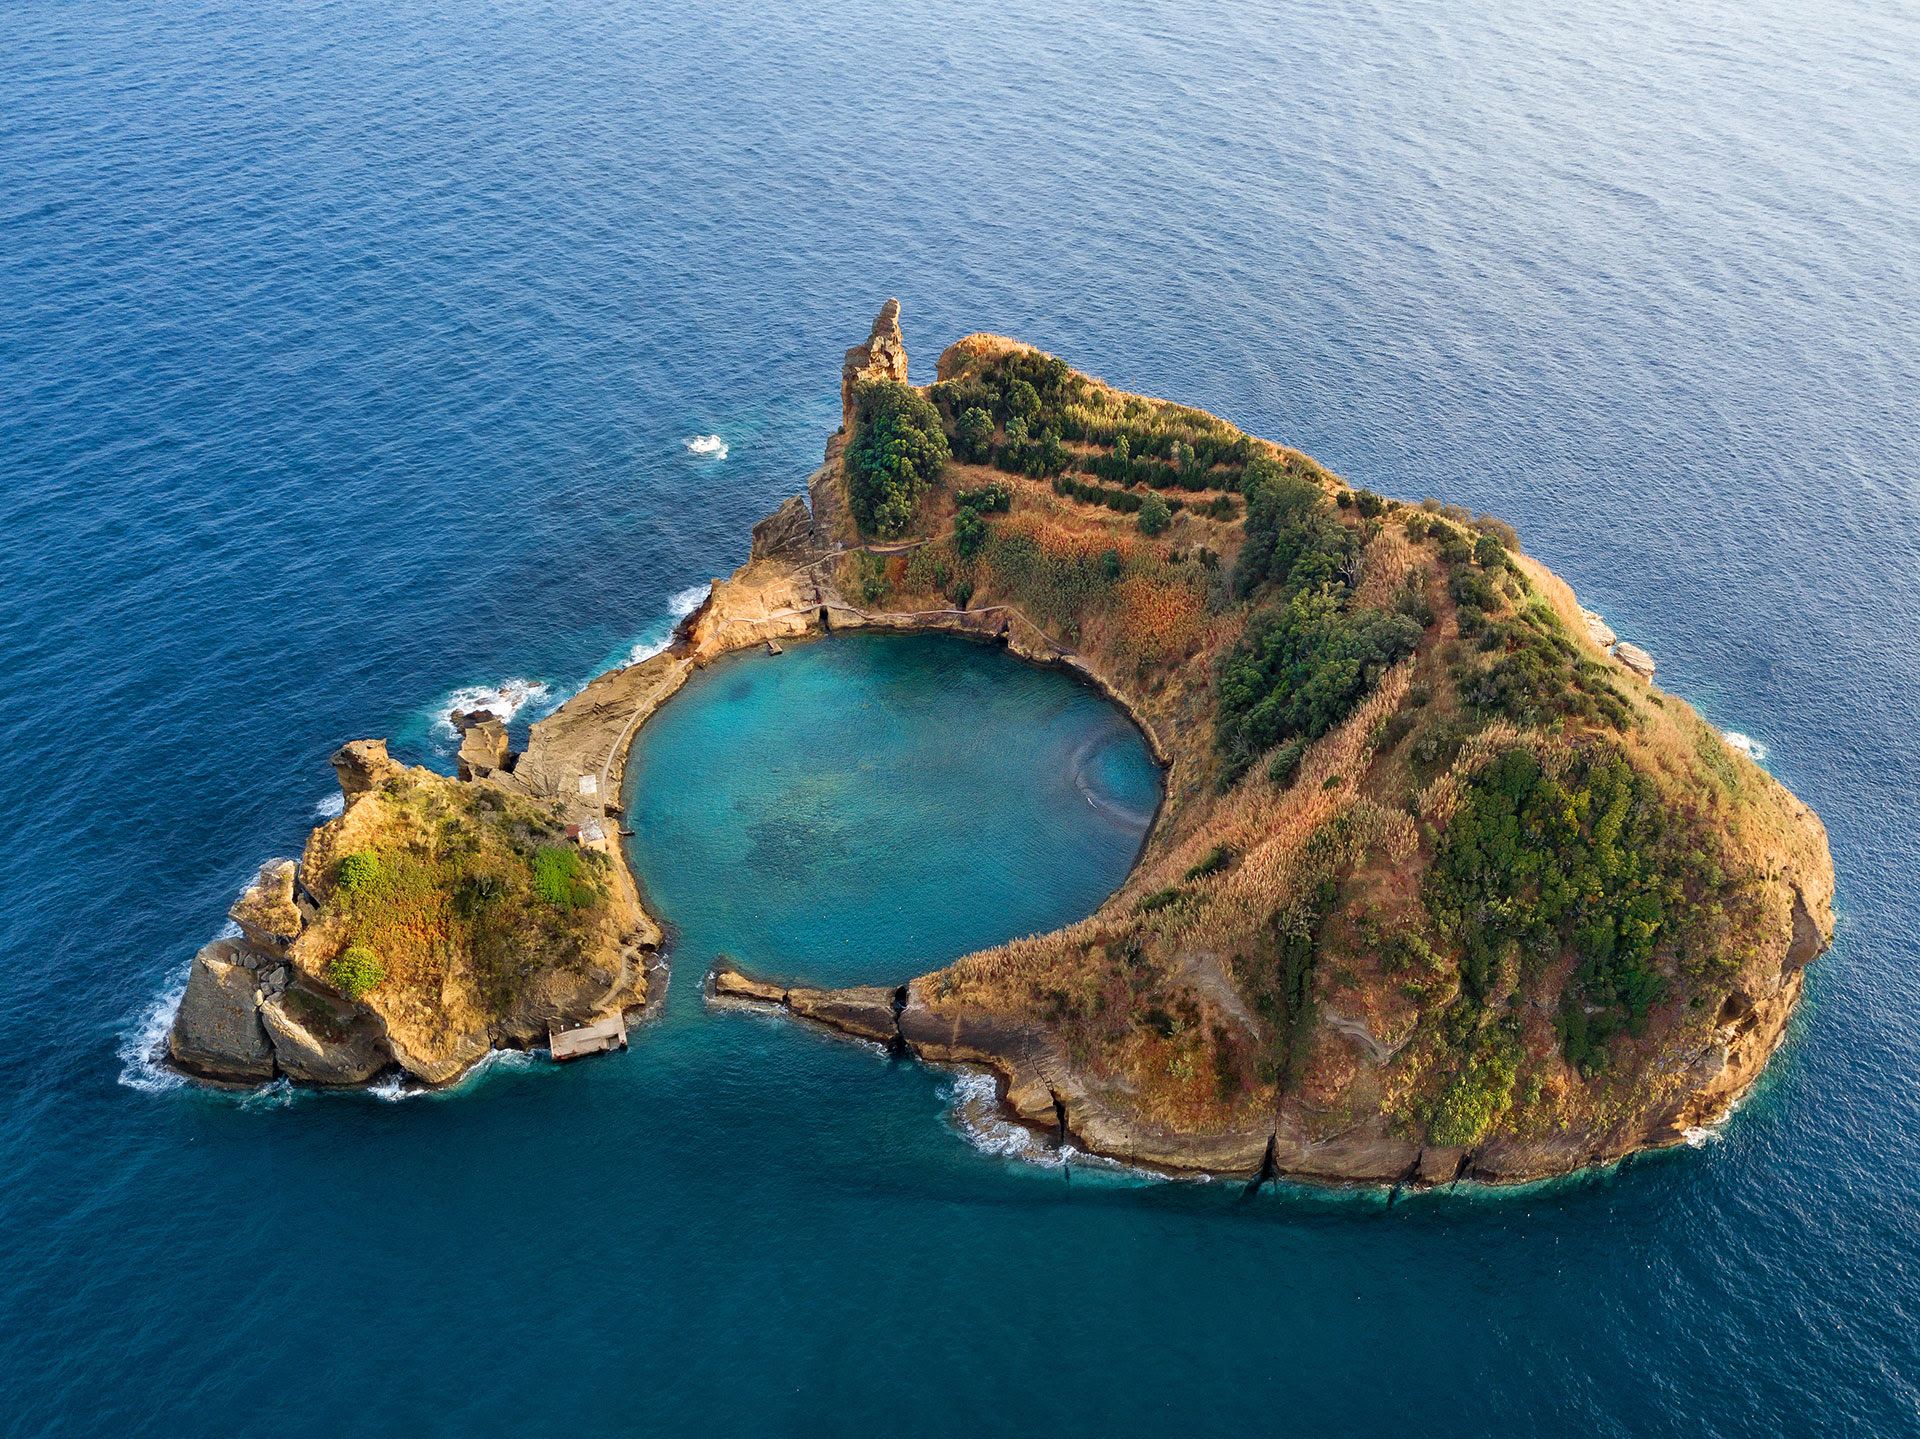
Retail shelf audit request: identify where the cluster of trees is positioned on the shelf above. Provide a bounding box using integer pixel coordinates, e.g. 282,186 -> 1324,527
1424,510 -> 1635,731
1423,745 -> 1714,1074
1214,588 -> 1424,780
846,379 -> 950,538
1212,453 -> 1427,782
1082,434 -> 1242,493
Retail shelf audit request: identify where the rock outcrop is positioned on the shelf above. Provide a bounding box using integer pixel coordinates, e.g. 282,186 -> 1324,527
330,738 -> 403,798
228,860 -> 302,959
749,494 -> 820,561
841,298 -> 909,427
453,712 -> 513,781
169,940 -> 276,1082
259,984 -> 393,1085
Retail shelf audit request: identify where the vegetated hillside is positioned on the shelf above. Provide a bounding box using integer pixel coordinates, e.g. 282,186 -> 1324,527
836,334 -> 1833,1166
174,739 -> 647,1087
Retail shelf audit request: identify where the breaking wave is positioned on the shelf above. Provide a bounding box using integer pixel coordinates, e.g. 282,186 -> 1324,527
432,677 -> 555,742
314,790 -> 344,819
1723,731 -> 1769,763
942,1068 -> 1068,1166
684,434 -> 728,460
623,584 -> 711,666
117,968 -> 190,1094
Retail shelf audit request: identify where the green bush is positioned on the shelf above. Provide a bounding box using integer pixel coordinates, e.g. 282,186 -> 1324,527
1215,588 -> 1424,781
852,551 -> 888,605
953,479 -> 1012,513
1427,1036 -> 1519,1145
948,578 -> 974,609
1004,378 -> 1041,422
1185,844 -> 1233,881
954,407 -> 995,464
1138,495 -> 1172,536
1474,533 -> 1507,569
328,944 -> 386,1001
335,850 -> 382,898
846,379 -> 950,538
532,845 -> 598,912
1266,739 -> 1306,787
953,505 -> 989,560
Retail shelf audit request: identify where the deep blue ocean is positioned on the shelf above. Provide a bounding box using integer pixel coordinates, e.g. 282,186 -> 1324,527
4,0 -> 1919,1433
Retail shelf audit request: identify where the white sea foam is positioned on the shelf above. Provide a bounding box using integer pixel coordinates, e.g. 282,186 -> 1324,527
314,790 -> 345,819
942,1068 -> 1067,1165
623,584 -> 711,667
1723,731 -> 1769,763
685,433 -> 728,460
117,969 -> 191,1094
369,1046 -> 541,1102
432,677 -> 555,742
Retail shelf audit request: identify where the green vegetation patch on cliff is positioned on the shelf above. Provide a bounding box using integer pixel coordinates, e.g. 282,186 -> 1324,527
847,378 -> 950,538
1424,743 -> 1758,1074
1214,457 -> 1426,782
317,776 -> 612,1017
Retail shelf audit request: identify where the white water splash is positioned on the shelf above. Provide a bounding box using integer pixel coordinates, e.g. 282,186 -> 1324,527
432,677 -> 555,742
314,790 -> 345,819
1723,730 -> 1769,763
117,969 -> 191,1094
623,584 -> 711,667
943,1069 -> 1068,1165
369,1047 -> 541,1102
684,434 -> 728,460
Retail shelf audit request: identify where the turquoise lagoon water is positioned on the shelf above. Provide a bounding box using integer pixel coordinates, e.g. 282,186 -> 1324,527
5,0 -> 1920,1432
625,633 -> 1161,990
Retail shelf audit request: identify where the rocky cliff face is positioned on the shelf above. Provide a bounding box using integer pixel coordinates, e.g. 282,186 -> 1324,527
841,297 -> 909,428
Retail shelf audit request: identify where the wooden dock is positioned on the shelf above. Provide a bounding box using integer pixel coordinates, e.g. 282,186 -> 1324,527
549,1013 -> 628,1060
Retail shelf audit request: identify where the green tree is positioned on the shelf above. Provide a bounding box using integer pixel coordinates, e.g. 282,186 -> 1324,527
328,944 -> 386,1001
953,505 -> 989,559
1004,378 -> 1041,422
1138,494 -> 1172,536
954,406 -> 994,464
846,379 -> 950,538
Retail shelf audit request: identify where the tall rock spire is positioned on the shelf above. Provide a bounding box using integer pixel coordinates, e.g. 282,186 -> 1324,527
841,298 -> 910,428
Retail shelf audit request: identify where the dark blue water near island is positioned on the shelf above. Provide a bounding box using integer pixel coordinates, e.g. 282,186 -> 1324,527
4,0 -> 1919,1433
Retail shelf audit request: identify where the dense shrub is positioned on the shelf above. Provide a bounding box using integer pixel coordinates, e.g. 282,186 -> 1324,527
846,379 -> 950,538
532,845 -> 598,912
335,850 -> 381,898
953,505 -> 989,560
953,479 -> 1012,513
1458,601 -> 1633,730
1423,744 -> 1738,1072
328,944 -> 386,1000
1185,845 -> 1233,881
1427,1033 -> 1520,1145
1138,494 -> 1172,536
953,407 -> 995,463
1235,457 -> 1354,597
1214,588 -> 1424,780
